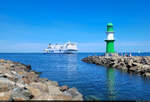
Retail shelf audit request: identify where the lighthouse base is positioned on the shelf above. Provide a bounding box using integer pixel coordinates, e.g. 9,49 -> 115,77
105,40 -> 115,54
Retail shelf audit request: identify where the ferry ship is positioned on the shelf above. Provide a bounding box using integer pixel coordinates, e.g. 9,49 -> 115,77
44,41 -> 77,54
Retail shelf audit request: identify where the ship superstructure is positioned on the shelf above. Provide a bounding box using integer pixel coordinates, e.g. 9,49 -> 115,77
44,41 -> 77,54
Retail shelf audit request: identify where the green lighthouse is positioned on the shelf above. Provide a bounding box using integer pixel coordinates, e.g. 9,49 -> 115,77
105,23 -> 115,55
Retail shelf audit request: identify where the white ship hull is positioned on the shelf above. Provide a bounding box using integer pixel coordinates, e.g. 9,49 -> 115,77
44,41 -> 77,54
45,50 -> 77,54
62,50 -> 77,54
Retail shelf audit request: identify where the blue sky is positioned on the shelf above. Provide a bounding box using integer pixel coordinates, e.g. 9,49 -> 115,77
0,0 -> 150,52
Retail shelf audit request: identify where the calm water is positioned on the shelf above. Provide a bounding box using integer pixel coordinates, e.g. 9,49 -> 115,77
0,53 -> 150,100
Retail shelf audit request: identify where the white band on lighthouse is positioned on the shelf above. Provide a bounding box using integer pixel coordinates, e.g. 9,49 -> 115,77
106,32 -> 114,40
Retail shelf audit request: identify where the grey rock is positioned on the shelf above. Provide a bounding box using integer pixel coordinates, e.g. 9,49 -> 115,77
127,59 -> 133,67
144,73 -> 150,77
0,78 -> 15,92
11,87 -> 33,100
0,59 -> 83,100
63,88 -> 83,100
60,85 -> 69,92
82,55 -> 150,78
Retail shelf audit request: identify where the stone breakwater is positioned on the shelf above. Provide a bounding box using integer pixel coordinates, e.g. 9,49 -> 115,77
82,56 -> 150,77
0,59 -> 83,101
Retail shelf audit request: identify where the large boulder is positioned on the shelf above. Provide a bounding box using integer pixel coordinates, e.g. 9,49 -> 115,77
0,91 -> 12,101
32,93 -> 53,100
140,65 -> 150,73
146,57 -> 150,65
129,66 -> 140,72
27,71 -> 39,82
59,85 -> 69,92
63,88 -> 83,100
141,57 -> 150,65
118,57 -> 124,63
47,85 -> 62,96
52,94 -> 72,100
22,77 -> 31,84
118,62 -> 126,68
0,59 -> 6,63
47,81 -> 58,86
11,87 -> 33,100
26,65 -> 31,71
29,82 -> 49,93
15,70 -> 27,77
0,72 -> 18,82
144,72 -> 150,77
26,86 -> 43,98
132,57 -> 142,63
0,78 -> 15,92
127,59 -> 133,67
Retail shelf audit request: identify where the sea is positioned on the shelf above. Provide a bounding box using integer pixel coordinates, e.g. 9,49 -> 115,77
0,52 -> 150,101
